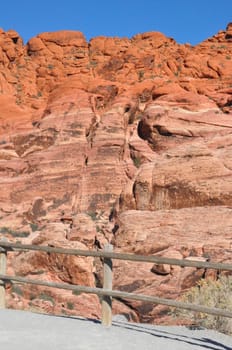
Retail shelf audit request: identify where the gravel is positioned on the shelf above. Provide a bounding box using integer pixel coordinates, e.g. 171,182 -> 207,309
0,309 -> 231,350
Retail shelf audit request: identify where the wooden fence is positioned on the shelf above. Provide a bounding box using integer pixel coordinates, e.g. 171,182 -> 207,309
0,240 -> 232,327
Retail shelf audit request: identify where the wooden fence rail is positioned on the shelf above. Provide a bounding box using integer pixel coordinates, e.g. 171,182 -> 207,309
0,240 -> 232,326
1,240 -> 232,271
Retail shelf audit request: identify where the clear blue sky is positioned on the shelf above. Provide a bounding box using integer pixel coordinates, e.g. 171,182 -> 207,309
0,0 -> 231,45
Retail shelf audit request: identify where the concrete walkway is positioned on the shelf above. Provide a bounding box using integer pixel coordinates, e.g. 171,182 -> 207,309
0,309 -> 231,350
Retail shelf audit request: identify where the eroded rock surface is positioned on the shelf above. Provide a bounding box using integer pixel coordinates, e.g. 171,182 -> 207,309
0,25 -> 232,322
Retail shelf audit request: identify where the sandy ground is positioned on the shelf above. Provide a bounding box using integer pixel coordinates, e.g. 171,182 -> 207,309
0,309 -> 231,350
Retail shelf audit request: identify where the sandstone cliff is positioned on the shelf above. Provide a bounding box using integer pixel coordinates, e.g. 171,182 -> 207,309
0,24 -> 232,323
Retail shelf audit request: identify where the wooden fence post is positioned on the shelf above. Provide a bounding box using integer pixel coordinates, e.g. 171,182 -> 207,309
101,243 -> 113,327
0,245 -> 7,308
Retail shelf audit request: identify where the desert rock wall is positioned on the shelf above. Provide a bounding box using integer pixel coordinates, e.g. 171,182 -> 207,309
0,24 -> 232,322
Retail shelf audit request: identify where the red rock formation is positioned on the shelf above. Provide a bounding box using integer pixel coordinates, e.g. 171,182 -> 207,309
0,25 -> 232,322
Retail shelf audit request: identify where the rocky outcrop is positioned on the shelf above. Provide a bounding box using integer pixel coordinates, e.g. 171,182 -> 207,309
0,25 -> 232,322
112,206 -> 232,322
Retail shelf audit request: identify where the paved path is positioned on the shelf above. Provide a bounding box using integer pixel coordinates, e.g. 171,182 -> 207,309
0,309 -> 231,350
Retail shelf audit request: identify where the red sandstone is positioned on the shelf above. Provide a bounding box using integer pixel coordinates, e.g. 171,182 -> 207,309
0,25 -> 231,323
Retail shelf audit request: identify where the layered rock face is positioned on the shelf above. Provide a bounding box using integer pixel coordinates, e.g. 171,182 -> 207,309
0,24 -> 232,322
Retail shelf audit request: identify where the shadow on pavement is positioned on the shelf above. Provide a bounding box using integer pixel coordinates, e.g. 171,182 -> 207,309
112,321 -> 232,350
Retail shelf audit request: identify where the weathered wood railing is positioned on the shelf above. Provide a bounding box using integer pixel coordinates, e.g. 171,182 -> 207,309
0,240 -> 232,326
